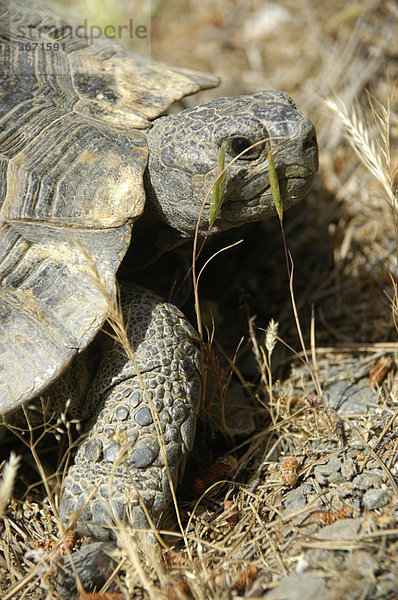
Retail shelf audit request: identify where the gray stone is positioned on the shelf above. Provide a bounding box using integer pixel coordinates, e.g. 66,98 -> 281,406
353,472 -> 383,490
263,573 -> 331,600
56,542 -> 118,599
314,456 -> 343,484
315,518 -> 361,540
341,458 -> 357,480
336,482 -> 354,498
283,483 -> 313,514
363,488 -> 390,510
323,379 -> 380,415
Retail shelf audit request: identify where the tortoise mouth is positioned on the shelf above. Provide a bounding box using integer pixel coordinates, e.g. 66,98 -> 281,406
211,174 -> 314,231
227,172 -> 314,208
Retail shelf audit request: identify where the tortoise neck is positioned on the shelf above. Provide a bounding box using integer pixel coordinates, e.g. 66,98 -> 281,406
129,170 -> 187,268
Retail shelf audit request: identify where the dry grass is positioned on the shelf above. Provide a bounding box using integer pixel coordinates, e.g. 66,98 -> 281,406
0,453 -> 20,518
326,93 -> 396,208
2,1 -> 398,599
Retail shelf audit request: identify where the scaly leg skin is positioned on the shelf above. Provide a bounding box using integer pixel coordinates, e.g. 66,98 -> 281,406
59,284 -> 202,540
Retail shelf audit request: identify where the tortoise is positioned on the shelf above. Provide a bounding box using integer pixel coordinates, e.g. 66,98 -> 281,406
0,0 -> 318,539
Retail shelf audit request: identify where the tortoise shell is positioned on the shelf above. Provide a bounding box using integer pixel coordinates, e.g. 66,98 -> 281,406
0,0 -> 219,412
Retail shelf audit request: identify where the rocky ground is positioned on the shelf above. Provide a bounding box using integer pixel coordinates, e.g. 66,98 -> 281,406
1,0 -> 398,598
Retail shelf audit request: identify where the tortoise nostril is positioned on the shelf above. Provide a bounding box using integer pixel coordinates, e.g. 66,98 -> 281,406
303,129 -> 317,152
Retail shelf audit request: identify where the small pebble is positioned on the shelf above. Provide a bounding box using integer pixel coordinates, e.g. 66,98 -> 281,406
263,573 -> 331,600
353,472 -> 383,490
363,488 -> 390,510
341,458 -> 356,480
316,457 -> 342,476
314,470 -> 328,486
283,483 -> 312,514
336,483 -> 353,498
315,518 -> 361,540
314,456 -> 343,485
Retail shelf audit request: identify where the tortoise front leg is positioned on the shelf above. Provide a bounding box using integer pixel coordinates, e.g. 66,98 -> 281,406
59,284 -> 202,540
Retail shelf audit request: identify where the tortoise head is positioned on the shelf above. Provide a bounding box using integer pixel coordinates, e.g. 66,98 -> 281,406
145,90 -> 318,241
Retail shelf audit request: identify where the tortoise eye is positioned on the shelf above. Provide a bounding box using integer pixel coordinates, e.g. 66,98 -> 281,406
229,137 -> 261,159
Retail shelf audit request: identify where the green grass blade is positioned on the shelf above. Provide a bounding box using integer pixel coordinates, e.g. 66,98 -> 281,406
209,148 -> 227,226
268,149 -> 283,222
